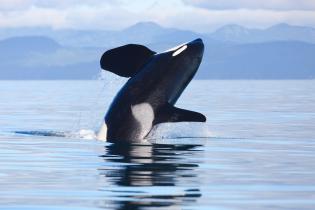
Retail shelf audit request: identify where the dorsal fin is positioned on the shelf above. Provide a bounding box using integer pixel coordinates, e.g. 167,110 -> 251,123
100,44 -> 156,77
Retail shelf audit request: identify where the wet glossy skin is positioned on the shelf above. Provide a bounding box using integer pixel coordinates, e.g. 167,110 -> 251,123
105,39 -> 204,142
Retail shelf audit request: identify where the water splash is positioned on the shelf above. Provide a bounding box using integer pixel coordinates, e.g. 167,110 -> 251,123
146,122 -> 214,140
76,129 -> 97,140
10,72 -> 212,142
14,129 -> 100,141
13,123 -> 213,142
72,70 -> 127,133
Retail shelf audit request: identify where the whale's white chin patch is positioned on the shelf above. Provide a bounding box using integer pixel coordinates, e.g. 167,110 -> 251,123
131,103 -> 154,139
172,45 -> 187,56
97,121 -> 107,141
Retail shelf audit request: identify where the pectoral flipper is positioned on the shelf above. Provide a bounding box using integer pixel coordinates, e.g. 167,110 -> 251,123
153,103 -> 206,125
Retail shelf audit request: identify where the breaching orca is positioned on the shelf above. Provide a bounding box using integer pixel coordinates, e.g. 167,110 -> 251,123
97,38 -> 206,142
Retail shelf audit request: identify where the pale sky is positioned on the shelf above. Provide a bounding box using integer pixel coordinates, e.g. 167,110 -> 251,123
0,0 -> 314,32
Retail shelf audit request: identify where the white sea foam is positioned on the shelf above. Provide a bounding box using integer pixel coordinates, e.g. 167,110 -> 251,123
77,129 -> 97,140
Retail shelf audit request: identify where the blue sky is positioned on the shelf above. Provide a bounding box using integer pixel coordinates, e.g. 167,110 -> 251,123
0,0 -> 314,32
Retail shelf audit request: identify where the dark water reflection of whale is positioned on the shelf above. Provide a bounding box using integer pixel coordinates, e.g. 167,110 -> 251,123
99,143 -> 203,210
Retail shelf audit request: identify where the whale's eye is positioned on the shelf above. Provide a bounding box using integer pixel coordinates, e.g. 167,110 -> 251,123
172,45 -> 187,56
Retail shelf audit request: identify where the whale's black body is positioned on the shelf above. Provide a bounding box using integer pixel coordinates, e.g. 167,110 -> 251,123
98,39 -> 206,142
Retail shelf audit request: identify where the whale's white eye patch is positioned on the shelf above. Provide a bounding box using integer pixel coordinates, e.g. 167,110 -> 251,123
172,45 -> 187,56
164,42 -> 187,53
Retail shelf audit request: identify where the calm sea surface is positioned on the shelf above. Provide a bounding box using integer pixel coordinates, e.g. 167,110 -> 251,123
0,80 -> 315,210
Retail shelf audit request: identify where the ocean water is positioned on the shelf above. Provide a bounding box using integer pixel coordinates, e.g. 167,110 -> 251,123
1,79 -> 315,210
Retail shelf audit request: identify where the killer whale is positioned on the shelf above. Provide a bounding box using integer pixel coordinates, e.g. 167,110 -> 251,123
97,38 -> 206,142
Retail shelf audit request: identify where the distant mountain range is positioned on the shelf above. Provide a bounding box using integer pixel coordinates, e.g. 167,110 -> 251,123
209,23 -> 315,44
0,22 -> 315,79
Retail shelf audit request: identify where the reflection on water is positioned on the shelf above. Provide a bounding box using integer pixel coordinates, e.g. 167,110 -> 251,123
99,143 -> 202,209
1,80 -> 315,210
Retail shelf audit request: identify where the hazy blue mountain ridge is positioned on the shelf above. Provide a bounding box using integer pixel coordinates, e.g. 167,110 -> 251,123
210,23 -> 315,43
0,22 -> 314,79
200,41 -> 315,79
